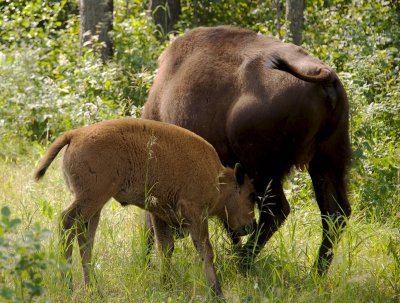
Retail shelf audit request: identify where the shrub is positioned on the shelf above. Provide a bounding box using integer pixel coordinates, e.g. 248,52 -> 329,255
0,207 -> 51,302
0,0 -> 160,146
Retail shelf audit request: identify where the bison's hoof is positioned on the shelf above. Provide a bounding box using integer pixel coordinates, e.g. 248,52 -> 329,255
236,249 -> 256,272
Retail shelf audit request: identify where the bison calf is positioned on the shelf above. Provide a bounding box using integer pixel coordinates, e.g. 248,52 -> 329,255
34,118 -> 256,297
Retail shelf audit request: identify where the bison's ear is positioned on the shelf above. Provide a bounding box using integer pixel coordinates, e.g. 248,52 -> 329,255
234,163 -> 245,185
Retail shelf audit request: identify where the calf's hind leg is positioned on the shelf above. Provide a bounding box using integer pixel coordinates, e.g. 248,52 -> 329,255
60,203 -> 78,288
61,196 -> 107,287
77,209 -> 102,285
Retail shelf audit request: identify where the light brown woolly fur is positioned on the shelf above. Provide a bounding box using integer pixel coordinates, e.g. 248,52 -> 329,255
34,118 -> 256,298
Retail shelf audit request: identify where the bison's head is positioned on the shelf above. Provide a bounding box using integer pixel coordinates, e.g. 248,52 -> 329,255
217,163 -> 257,237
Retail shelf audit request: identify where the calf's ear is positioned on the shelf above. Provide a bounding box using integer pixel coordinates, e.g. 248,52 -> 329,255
234,163 -> 245,185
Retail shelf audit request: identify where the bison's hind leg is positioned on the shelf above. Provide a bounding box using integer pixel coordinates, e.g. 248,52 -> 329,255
308,132 -> 351,275
60,203 -> 78,289
187,214 -> 223,298
60,195 -> 108,288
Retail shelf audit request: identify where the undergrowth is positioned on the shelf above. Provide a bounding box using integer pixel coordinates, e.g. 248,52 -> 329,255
0,159 -> 399,302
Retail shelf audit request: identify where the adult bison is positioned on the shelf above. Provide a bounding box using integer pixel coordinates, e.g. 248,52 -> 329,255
142,26 -> 351,274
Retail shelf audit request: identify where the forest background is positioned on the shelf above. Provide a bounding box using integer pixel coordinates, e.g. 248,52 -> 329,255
0,0 -> 399,302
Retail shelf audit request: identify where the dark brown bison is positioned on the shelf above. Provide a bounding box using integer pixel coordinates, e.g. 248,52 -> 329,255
142,26 -> 352,275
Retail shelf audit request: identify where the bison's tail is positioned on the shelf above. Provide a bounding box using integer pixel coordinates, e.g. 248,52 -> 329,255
270,44 -> 336,83
34,132 -> 72,181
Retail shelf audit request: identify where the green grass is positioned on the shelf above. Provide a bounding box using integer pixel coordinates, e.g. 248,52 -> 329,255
0,157 -> 399,302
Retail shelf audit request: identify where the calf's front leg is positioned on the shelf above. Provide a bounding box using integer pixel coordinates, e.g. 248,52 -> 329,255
189,216 -> 223,298
151,215 -> 174,279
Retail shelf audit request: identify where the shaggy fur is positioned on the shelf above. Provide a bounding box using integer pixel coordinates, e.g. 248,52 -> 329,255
34,118 -> 256,297
142,26 -> 352,274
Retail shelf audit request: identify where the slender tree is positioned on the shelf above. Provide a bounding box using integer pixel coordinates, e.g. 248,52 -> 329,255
285,0 -> 305,45
149,0 -> 181,38
79,0 -> 113,61
274,0 -> 283,39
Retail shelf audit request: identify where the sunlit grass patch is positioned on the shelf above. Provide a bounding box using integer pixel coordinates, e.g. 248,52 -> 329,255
1,157 -> 399,302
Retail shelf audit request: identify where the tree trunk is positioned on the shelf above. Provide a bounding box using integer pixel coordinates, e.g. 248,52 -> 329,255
285,0 -> 305,45
149,0 -> 181,38
274,0 -> 283,39
79,0 -> 113,61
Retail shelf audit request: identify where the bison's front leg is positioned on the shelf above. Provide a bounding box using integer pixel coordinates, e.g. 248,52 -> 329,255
189,217 -> 223,298
240,178 -> 290,265
151,215 -> 174,281
143,211 -> 155,266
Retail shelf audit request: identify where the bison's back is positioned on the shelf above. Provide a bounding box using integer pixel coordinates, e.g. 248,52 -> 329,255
143,27 -> 348,177
144,27 -> 261,164
61,119 -> 222,203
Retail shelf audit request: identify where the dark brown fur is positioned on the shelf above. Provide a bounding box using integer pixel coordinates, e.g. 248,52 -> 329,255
142,26 -> 352,274
34,118 -> 256,297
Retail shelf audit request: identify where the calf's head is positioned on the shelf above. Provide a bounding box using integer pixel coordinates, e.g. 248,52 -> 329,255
217,163 -> 257,236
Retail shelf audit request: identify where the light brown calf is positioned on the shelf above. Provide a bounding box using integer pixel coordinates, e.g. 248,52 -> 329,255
34,118 -> 256,297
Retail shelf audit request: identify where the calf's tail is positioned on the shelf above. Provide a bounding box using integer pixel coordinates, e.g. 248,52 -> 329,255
34,132 -> 72,181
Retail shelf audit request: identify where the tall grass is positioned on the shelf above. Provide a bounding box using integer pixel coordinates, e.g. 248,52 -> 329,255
0,158 -> 398,302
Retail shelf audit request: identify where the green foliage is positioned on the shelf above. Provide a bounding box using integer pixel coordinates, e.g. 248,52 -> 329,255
113,0 -> 161,115
0,0 -> 158,146
178,0 -> 283,35
0,0 -> 70,48
0,207 -> 51,302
